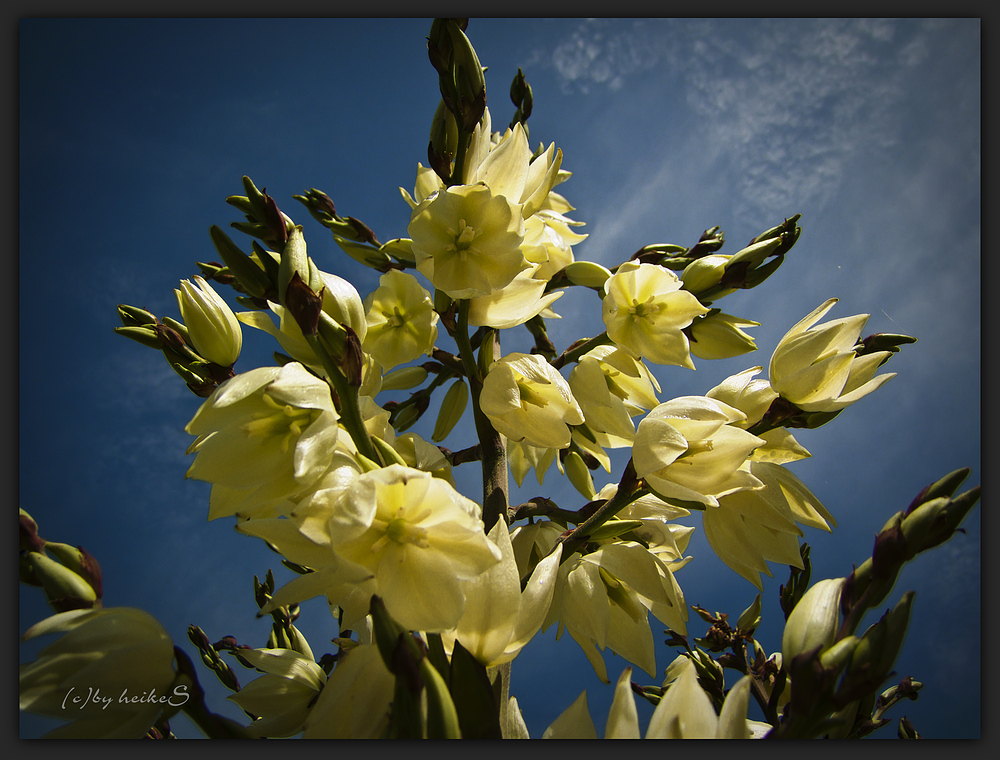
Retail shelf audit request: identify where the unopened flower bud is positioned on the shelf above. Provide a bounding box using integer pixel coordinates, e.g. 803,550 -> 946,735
681,255 -> 732,296
688,312 -> 758,360
381,366 -> 429,392
432,379 -> 469,442
564,261 -> 612,289
26,552 -> 98,609
175,275 -> 243,366
782,577 -> 844,663
562,449 -> 596,500
819,635 -> 860,672
209,225 -> 273,300
43,542 -> 102,599
117,304 -> 159,327
736,594 -> 762,634
114,325 -> 164,349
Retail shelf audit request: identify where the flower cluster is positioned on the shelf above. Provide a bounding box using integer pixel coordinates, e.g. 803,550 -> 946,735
22,18 -> 945,742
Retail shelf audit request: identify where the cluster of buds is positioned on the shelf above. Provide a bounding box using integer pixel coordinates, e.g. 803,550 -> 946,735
19,509 -> 102,612
115,286 -> 241,398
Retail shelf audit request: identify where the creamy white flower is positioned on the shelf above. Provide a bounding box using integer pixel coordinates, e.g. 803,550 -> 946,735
569,347 -> 661,445
185,363 -> 341,520
175,275 -> 242,366
243,466 -> 500,633
542,659 -> 753,739
408,183 -> 527,299
544,542 -> 687,682
20,608 -> 177,739
632,396 -> 765,508
705,461 -> 834,588
441,520 -> 562,667
603,262 -> 710,368
769,298 -> 895,412
480,352 -> 584,449
363,269 -> 438,370
227,648 -> 326,738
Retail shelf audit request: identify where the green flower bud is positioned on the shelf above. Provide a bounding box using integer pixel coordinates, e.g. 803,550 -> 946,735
432,379 -> 468,442
725,237 -> 782,272
420,657 -> 462,739
26,552 -> 98,608
819,635 -> 860,672
208,225 -> 273,300
117,304 -> 159,327
564,261 -> 612,289
782,577 -> 844,663
587,519 -> 644,542
562,450 -> 596,500
43,542 -> 102,599
114,325 -> 163,350
736,594 -> 762,634
680,255 -> 732,296
381,366 -> 430,392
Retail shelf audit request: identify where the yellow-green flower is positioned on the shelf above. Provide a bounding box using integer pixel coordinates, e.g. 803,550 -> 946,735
302,644 -> 394,739
184,363 -> 341,520
544,541 -> 688,682
20,608 -> 178,739
769,298 -> 895,412
602,261 -> 710,368
226,648 -> 325,738
480,352 -> 584,449
175,275 -> 242,366
632,396 -> 764,508
541,659 -> 753,739
363,269 -> 439,370
408,183 -> 527,299
688,311 -> 759,360
241,465 -> 501,634
568,346 -> 661,445
441,519 -> 562,668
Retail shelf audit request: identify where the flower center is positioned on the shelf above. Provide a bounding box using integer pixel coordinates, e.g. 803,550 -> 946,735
243,393 -> 322,453
383,306 -> 405,329
516,375 -> 549,411
629,296 -> 662,321
445,219 -> 483,261
384,507 -> 431,548
598,566 -> 644,622
675,438 -> 714,463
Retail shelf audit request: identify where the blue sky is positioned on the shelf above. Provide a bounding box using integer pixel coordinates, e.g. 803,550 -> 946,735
19,18 -> 980,739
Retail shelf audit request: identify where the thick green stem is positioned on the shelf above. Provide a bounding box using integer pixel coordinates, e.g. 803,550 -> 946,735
302,332 -> 379,463
455,300 -> 508,531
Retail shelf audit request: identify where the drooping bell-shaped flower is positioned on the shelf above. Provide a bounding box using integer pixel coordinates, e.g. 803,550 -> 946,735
568,346 -> 661,445
632,396 -> 764,508
184,362 -> 341,520
480,352 -> 584,449
441,519 -> 562,668
769,298 -> 895,412
19,607 -> 177,739
602,261 -> 710,368
242,465 -> 501,634
226,648 -> 326,738
687,311 -> 759,360
408,183 -> 527,299
363,269 -> 439,370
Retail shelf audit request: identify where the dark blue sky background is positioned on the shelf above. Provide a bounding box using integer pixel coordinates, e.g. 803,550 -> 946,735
20,18 -> 980,739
